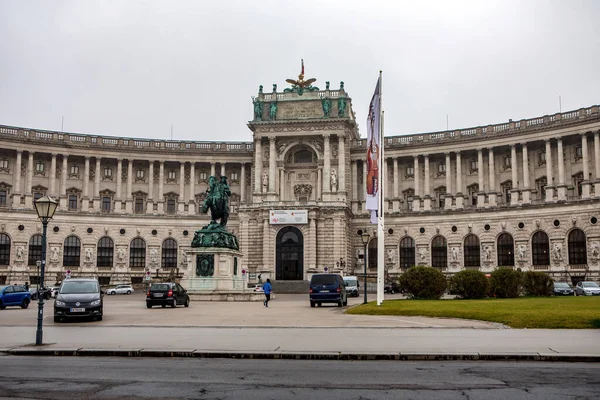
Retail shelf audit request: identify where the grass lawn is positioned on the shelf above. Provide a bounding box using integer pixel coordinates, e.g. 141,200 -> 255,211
346,296 -> 600,329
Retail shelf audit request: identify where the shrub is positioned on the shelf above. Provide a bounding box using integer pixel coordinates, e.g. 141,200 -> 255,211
449,270 -> 490,299
489,268 -> 522,298
399,266 -> 447,299
522,271 -> 554,296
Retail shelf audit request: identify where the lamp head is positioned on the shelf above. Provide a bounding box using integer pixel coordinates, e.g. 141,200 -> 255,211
360,231 -> 371,245
34,195 -> 58,220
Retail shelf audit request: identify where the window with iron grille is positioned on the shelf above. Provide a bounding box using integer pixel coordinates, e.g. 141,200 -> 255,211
0,190 -> 6,205
130,238 -> 146,268
463,234 -> 480,267
28,235 -> 43,266
161,238 -> 178,268
532,231 -> 550,266
431,236 -> 447,269
399,237 -> 415,269
102,197 -> 111,212
501,181 -> 512,203
97,237 -> 114,267
497,233 -> 514,266
98,276 -> 111,286
166,198 -> 176,215
63,236 -> 81,267
0,233 -> 10,266
68,194 -> 78,210
134,197 -> 144,214
568,229 -> 587,265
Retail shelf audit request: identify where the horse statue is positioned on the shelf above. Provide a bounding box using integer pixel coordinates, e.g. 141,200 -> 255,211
201,176 -> 231,228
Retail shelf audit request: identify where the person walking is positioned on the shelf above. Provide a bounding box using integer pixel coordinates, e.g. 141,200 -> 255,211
263,278 -> 272,307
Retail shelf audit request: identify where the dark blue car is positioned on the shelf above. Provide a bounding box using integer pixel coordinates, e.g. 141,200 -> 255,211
0,285 -> 31,309
309,273 -> 348,307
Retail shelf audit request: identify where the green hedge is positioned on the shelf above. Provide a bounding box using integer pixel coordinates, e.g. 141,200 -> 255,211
449,270 -> 490,299
489,268 -> 522,298
399,266 -> 446,300
522,271 -> 554,296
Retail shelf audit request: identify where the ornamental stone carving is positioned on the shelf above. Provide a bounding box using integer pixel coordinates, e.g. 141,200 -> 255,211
552,242 -> 563,261
294,183 -> 313,197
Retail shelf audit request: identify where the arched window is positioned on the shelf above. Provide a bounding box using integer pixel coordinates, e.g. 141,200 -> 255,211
0,233 -> 10,266
294,149 -> 313,163
568,229 -> 587,265
97,237 -> 114,267
463,234 -> 480,267
63,236 -> 81,267
399,237 -> 415,269
28,235 -> 43,266
497,233 -> 514,266
130,238 -> 146,268
368,239 -> 378,270
161,238 -> 178,269
532,231 -> 549,266
431,236 -> 447,269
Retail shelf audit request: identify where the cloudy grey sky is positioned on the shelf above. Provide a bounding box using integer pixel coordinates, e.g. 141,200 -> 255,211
1,0 -> 599,142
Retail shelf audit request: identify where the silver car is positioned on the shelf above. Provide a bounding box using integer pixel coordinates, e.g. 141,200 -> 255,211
106,284 -> 134,295
574,281 -> 600,296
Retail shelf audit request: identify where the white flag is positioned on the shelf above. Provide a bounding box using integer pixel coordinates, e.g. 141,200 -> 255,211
366,77 -> 381,224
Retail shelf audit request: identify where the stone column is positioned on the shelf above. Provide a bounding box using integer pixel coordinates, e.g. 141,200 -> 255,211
488,148 -> 497,206
413,155 -> 420,212
240,163 -> 246,203
556,138 -> 567,200
444,153 -> 452,209
147,161 -> 154,214
279,169 -> 285,199
83,157 -> 90,199
126,159 -> 133,213
49,153 -> 57,197
594,132 -> 600,197
115,158 -> 122,212
510,145 -> 519,205
323,134 -> 331,197
362,161 -> 367,205
521,143 -> 531,203
351,161 -> 358,214
220,162 -> 226,178
157,161 -> 164,213
179,162 -> 186,213
24,152 -> 34,208
317,168 -> 323,200
545,140 -> 555,201
210,162 -> 216,177
423,155 -> 431,210
59,155 -> 68,210
455,152 -> 464,209
581,133 -> 591,198
337,134 -> 346,195
268,137 -> 276,194
189,162 -> 196,214
477,149 -> 485,207
14,150 -> 22,195
254,138 -> 262,196
262,219 -> 271,277
308,214 -> 317,271
93,157 -> 101,210
392,157 -> 399,212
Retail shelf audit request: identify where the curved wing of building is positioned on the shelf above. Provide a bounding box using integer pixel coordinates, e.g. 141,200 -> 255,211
0,79 -> 598,287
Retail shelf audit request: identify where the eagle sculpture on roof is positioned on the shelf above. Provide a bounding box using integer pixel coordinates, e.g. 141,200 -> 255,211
284,59 -> 319,96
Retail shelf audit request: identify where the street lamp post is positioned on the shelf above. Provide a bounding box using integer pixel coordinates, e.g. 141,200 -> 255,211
33,195 -> 58,346
360,231 -> 370,304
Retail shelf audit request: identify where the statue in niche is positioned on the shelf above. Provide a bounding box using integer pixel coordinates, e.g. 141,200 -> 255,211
419,247 -> 427,261
16,246 -> 24,261
269,101 -> 277,120
518,244 -> 526,261
51,247 -> 60,262
321,97 -> 332,118
591,242 -> 599,259
451,247 -> 459,262
253,98 -> 263,121
338,96 -> 347,117
261,170 -> 268,190
552,243 -> 563,261
181,249 -> 188,265
150,248 -> 158,265
482,245 -> 492,262
330,169 -> 338,192
117,247 -> 126,261
85,248 -> 93,262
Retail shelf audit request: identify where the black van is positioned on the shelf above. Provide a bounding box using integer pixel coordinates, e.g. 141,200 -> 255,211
309,273 -> 348,307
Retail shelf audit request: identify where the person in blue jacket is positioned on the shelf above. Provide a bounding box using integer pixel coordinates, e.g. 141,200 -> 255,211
263,278 -> 272,307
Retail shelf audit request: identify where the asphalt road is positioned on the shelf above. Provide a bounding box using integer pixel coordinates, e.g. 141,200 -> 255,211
0,356 -> 598,399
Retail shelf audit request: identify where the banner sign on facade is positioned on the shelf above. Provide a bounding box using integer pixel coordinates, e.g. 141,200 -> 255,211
366,76 -> 382,224
269,210 -> 308,224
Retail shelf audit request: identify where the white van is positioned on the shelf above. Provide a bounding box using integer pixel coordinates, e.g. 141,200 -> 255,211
343,276 -> 360,297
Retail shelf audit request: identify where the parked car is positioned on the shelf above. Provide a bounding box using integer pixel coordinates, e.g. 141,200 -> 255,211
54,278 -> 104,322
106,284 -> 134,295
384,281 -> 400,294
309,273 -> 347,307
553,282 -> 574,296
574,281 -> 600,296
146,282 -> 190,308
29,287 -> 51,300
343,276 -> 360,297
0,285 -> 31,309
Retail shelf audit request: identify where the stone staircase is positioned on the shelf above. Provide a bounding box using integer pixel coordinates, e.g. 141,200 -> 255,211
271,280 -> 310,294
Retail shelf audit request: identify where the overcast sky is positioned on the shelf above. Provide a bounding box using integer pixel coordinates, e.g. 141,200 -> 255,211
1,0 -> 599,142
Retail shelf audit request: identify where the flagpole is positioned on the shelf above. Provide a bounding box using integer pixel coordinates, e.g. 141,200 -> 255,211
377,71 -> 385,306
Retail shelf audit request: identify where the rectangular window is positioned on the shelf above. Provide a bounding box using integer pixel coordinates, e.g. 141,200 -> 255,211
438,163 -> 446,174
35,161 -> 45,173
504,156 -> 511,169
0,190 -> 6,205
33,192 -> 43,201
0,160 -> 8,169
70,165 -> 79,175
405,166 -> 414,177
199,172 -> 207,181
134,198 -> 144,214
575,146 -> 582,158
102,197 -> 111,212
167,171 -> 177,180
103,167 -> 112,177
230,172 -> 239,181
167,198 -> 176,214
136,170 -> 145,179
68,195 -> 78,210
538,151 -> 546,165
470,160 -> 478,172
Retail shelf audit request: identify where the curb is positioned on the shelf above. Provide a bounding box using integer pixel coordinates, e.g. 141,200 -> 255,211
2,348 -> 599,362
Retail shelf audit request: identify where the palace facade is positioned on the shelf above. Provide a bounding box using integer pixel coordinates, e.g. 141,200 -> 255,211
0,78 -> 599,286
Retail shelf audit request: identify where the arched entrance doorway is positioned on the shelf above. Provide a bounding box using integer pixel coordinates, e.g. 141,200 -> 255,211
276,226 -> 304,280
